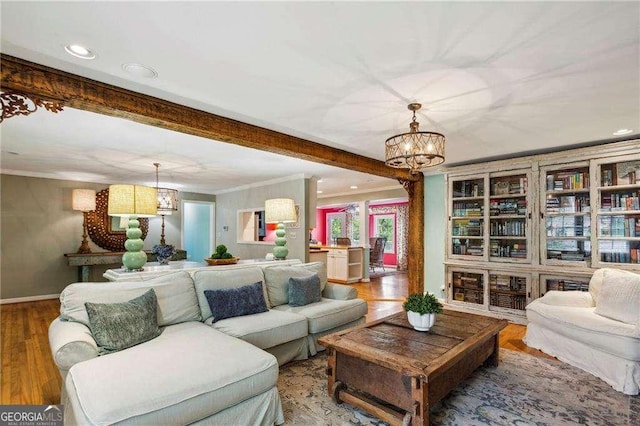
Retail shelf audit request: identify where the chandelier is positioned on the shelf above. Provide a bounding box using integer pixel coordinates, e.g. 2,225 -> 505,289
384,103 -> 445,174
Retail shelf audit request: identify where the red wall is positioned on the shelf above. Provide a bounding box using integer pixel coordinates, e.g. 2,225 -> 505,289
312,202 -> 408,267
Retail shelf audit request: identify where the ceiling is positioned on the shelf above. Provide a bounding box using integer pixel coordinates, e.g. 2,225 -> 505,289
1,2 -> 638,198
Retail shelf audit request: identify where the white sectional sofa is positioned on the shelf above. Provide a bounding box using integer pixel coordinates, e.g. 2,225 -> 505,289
49,261 -> 367,425
524,268 -> 640,395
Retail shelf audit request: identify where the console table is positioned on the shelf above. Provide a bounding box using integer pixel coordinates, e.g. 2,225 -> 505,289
65,250 -> 187,282
103,258 -> 301,281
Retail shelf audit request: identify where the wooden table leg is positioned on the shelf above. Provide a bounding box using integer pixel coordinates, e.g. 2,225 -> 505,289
326,348 -> 337,398
410,376 -> 428,426
484,333 -> 500,367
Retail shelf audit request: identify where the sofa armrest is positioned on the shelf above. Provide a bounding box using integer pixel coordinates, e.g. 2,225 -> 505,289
535,290 -> 595,308
322,283 -> 357,300
48,317 -> 99,374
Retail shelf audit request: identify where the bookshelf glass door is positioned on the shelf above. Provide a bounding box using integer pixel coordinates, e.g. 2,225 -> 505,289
541,164 -> 591,265
595,157 -> 640,266
488,272 -> 529,314
450,177 -> 486,259
450,270 -> 485,307
540,274 -> 592,296
489,172 -> 529,263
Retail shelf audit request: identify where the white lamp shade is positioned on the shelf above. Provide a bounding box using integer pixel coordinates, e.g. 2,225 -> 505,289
265,198 -> 297,223
107,185 -> 158,217
72,189 -> 96,211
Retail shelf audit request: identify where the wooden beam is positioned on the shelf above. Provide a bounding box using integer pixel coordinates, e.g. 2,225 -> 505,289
1,54 -> 425,295
0,54 -> 417,182
404,178 -> 425,295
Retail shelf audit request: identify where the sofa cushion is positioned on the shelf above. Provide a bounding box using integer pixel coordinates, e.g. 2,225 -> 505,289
65,322 -> 279,425
204,281 -> 269,323
263,262 -> 327,307
85,289 -> 161,354
193,268 -> 268,321
526,299 -> 640,361
588,268 -> 606,304
537,290 -> 594,308
60,271 -> 201,327
274,298 -> 368,334
206,310 -> 308,349
289,274 -> 322,307
595,269 -> 640,326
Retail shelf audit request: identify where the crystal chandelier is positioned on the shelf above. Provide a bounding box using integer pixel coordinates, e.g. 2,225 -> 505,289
384,103 -> 445,174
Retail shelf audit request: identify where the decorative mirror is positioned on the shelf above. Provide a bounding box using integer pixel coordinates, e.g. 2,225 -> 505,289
86,188 -> 149,251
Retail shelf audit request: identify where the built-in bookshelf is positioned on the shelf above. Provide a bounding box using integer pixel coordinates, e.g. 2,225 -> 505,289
444,140 -> 639,322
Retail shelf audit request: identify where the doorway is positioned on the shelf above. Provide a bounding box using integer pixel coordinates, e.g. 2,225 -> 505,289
182,201 -> 215,262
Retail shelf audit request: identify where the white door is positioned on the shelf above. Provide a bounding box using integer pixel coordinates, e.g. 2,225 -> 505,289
182,201 -> 215,262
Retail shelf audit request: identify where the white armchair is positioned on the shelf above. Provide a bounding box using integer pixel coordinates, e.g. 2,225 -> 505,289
524,268 -> 640,395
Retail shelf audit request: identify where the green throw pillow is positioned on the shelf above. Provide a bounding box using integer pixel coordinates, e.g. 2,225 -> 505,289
85,288 -> 161,354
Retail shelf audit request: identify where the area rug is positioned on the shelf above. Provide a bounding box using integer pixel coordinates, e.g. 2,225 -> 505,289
277,349 -> 638,425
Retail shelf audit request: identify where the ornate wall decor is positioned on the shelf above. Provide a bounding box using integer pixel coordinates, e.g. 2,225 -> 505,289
0,91 -> 64,123
86,188 -> 149,251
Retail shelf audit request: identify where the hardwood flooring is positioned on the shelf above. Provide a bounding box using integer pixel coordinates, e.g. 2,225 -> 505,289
1,272 -> 547,405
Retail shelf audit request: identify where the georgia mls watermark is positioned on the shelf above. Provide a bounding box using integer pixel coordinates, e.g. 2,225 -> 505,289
0,405 -> 63,426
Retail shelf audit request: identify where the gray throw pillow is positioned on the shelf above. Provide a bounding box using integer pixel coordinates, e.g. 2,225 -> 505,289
288,274 -> 322,307
204,281 -> 269,323
85,288 -> 161,354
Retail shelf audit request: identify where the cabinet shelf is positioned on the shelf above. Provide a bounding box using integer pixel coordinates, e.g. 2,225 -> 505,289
598,184 -> 640,191
452,196 -> 484,201
490,193 -> 526,199
598,210 -> 640,215
489,236 -> 526,240
546,188 -> 590,195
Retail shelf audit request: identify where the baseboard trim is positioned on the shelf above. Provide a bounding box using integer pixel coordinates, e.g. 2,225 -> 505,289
0,294 -> 59,305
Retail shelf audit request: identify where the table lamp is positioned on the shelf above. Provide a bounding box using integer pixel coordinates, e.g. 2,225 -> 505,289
72,189 -> 96,254
108,184 -> 157,271
265,198 -> 297,260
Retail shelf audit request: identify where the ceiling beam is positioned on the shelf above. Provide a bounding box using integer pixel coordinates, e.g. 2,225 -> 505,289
0,54 -> 418,182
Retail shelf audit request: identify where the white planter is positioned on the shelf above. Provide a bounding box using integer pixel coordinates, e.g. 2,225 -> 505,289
406,311 -> 436,331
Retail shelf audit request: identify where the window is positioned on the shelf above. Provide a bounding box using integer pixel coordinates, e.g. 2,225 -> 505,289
352,216 -> 360,246
326,212 -> 346,244
374,214 -> 395,253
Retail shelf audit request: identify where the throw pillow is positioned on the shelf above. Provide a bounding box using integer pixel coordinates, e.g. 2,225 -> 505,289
204,281 -> 269,323
594,269 -> 640,326
264,263 -> 327,307
288,274 -> 322,307
85,289 -> 161,354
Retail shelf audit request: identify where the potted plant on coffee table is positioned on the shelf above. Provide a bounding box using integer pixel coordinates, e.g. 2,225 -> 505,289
403,292 -> 443,331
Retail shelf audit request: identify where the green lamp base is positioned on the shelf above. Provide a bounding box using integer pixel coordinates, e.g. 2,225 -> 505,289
272,222 -> 288,260
122,216 -> 147,271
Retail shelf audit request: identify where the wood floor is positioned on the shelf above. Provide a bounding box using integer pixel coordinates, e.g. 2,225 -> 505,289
0,272 -> 548,405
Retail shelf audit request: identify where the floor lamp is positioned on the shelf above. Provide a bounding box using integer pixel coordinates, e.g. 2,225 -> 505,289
72,189 -> 96,254
265,198 -> 297,260
108,184 -> 157,271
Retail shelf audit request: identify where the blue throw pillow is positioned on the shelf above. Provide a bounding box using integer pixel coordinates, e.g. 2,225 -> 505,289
204,281 -> 269,323
288,274 -> 322,307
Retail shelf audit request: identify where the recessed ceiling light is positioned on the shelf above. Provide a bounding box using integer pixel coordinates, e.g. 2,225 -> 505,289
350,185 -> 358,189
122,63 -> 158,79
613,128 -> 633,136
317,179 -> 323,183
317,190 -> 323,194
64,44 -> 96,60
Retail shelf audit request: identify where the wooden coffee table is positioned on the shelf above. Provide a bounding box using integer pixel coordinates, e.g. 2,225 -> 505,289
317,310 -> 507,425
